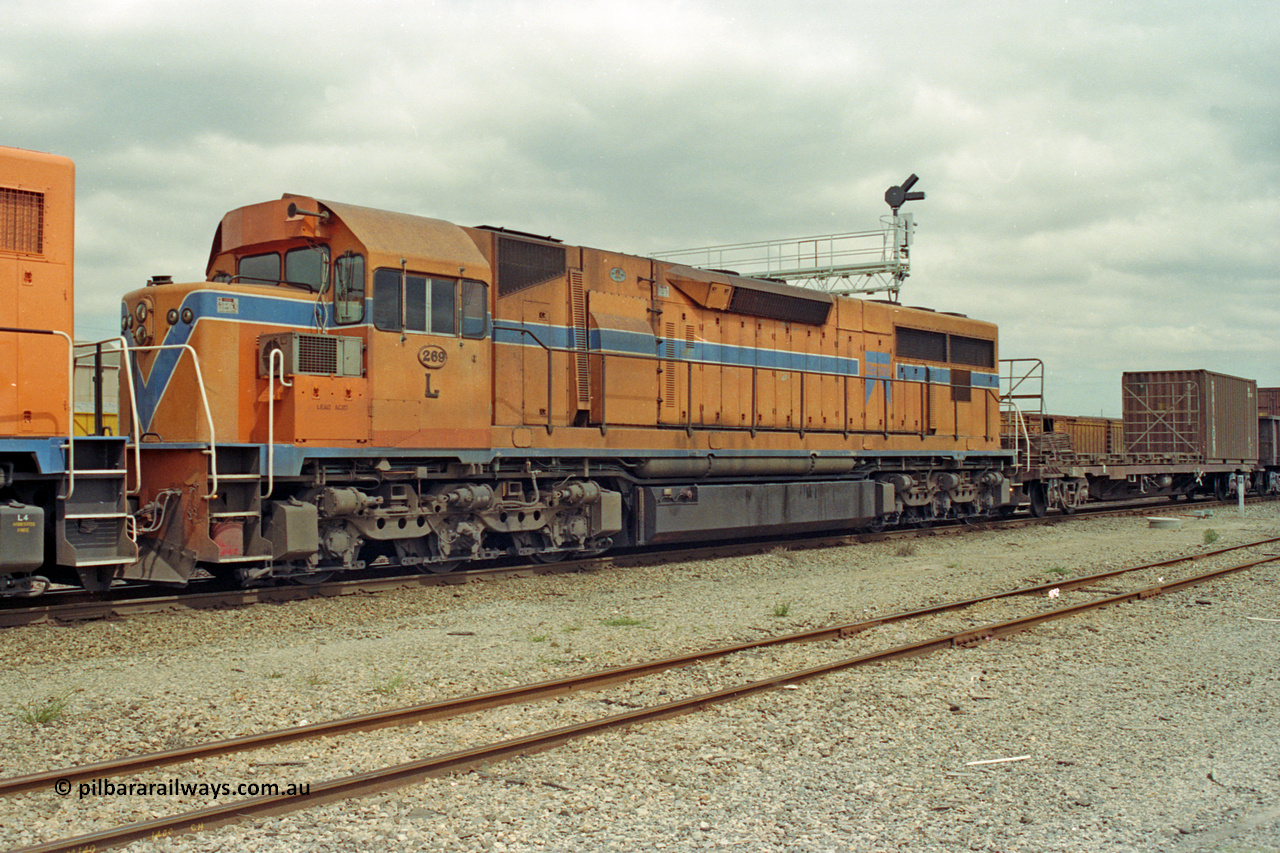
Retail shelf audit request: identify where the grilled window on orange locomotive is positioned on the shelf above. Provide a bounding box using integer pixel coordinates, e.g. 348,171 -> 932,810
0,186 -> 45,253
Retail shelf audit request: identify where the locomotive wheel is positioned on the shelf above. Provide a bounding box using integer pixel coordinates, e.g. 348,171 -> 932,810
1213,474 -> 1230,502
290,571 -> 335,585
1027,484 -> 1048,518
531,533 -> 567,563
510,531 -> 564,563
422,557 -> 463,574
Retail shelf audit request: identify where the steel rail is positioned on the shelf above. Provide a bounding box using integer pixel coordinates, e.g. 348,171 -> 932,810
4,536 -> 1276,800
10,547 -> 1279,853
5,494 -> 1272,627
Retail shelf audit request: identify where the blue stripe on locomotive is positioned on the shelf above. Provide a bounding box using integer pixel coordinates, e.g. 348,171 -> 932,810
129,291 -> 999,433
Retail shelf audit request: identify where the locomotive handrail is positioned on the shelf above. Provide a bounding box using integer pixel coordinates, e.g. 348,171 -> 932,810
491,321 -> 557,435
0,325 -> 76,499
76,335 -> 144,495
71,339 -> 116,437
262,347 -> 294,498
495,320 -> 1003,445
999,358 -> 1046,472
124,342 -> 220,500
1006,406 -> 1030,472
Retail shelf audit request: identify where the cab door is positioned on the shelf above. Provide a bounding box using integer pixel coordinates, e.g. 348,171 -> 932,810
367,267 -> 491,447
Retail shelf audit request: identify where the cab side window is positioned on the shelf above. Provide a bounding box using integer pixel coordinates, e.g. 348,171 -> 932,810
373,268 -> 466,335
461,280 -> 488,339
334,253 -> 365,324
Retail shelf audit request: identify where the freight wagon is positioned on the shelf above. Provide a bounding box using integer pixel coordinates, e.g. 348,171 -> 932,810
1003,369 -> 1261,514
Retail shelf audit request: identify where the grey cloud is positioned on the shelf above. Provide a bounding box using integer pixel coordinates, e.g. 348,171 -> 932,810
3,0 -> 1277,413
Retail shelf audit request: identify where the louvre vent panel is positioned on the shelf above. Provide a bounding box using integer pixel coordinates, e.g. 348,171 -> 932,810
664,322 -> 677,407
726,287 -> 831,325
895,327 -> 947,362
0,187 -> 44,254
569,269 -> 589,407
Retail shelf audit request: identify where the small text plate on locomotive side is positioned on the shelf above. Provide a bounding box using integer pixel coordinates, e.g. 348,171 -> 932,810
417,345 -> 448,368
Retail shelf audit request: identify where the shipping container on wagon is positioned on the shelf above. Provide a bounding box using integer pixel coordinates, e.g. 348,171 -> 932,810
1259,388 -> 1280,417
1260,416 -> 1280,467
1121,370 -> 1258,463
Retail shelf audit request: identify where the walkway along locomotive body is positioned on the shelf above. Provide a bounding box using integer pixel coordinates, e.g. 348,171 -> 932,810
118,194 -> 1012,585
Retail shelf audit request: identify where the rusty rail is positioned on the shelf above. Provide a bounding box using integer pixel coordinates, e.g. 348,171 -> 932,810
6,539 -> 1279,851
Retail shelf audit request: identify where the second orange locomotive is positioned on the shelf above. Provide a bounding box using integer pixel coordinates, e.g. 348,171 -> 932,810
119,194 -> 1009,585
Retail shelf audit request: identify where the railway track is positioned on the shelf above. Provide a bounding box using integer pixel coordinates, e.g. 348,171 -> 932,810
3,495 -> 1265,629
5,534 -> 1278,853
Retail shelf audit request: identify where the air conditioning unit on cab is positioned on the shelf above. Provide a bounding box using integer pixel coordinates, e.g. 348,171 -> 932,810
258,332 -> 363,378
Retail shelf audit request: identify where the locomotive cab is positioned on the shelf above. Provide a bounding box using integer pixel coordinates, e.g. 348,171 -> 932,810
123,196 -> 496,449
121,196 -> 501,585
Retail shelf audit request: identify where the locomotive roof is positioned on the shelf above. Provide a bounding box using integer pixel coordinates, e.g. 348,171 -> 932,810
205,196 -> 491,281
317,199 -> 490,276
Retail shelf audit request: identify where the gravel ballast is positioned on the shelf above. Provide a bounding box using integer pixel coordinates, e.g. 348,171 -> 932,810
1,506 -> 1278,852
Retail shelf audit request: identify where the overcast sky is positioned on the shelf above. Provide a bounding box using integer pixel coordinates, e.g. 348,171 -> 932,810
4,0 -> 1277,416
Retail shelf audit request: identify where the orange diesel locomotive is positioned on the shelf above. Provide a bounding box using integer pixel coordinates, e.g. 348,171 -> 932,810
117,194 -> 1010,586
0,147 -> 132,595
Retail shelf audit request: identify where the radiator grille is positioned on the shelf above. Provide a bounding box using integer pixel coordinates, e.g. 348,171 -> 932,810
297,334 -> 339,374
896,327 -> 947,362
951,335 -> 995,368
0,188 -> 44,254
497,236 -> 566,297
727,286 -> 831,325
258,332 -> 363,377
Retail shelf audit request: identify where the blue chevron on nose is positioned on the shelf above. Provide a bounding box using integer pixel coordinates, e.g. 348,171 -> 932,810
127,289 -> 333,431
